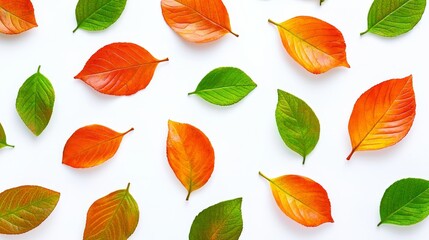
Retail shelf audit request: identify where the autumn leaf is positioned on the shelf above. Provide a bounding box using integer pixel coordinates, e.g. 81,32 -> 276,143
0,123 -> 13,149
347,75 -> 416,160
16,66 -> 55,136
361,0 -> 426,37
0,185 -> 60,234
161,0 -> 238,43
62,124 -> 133,168
188,67 -> 257,106
189,198 -> 243,240
167,120 -> 215,200
276,89 -> 320,164
379,178 -> 429,226
73,0 -> 127,33
84,183 -> 139,239
75,42 -> 168,96
269,16 -> 349,74
0,0 -> 37,34
259,172 -> 333,227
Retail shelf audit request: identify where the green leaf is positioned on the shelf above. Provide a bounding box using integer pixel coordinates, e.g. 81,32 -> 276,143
0,123 -> 13,149
16,66 -> 55,136
73,0 -> 127,33
0,185 -> 60,234
188,67 -> 257,106
189,198 -> 243,240
379,178 -> 429,226
361,0 -> 426,37
275,89 -> 320,164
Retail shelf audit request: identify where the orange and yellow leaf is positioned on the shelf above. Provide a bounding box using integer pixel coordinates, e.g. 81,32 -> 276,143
0,0 -> 37,34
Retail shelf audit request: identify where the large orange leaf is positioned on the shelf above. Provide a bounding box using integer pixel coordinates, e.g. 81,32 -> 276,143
0,0 -> 37,34
259,172 -> 333,227
84,183 -> 139,240
269,16 -> 349,74
167,120 -> 215,200
63,124 -> 133,168
75,42 -> 168,96
347,75 -> 416,160
161,0 -> 238,43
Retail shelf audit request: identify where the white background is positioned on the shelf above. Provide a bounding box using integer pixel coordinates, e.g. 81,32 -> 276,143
0,0 -> 429,239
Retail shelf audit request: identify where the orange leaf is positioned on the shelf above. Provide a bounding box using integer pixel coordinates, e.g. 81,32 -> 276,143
0,0 -> 37,34
167,120 -> 215,200
84,183 -> 139,240
62,124 -> 133,168
75,42 -> 168,96
347,75 -> 416,160
161,0 -> 238,43
269,16 -> 349,74
259,172 -> 333,227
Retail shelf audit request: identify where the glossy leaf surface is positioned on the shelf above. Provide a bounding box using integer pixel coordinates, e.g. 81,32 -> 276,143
189,198 -> 243,240
0,0 -> 37,34
347,75 -> 416,160
259,172 -> 333,227
75,42 -> 168,96
161,0 -> 238,43
0,185 -> 60,234
62,124 -> 133,168
74,0 -> 127,32
269,16 -> 349,74
189,67 -> 257,106
167,120 -> 215,200
0,123 -> 13,149
276,89 -> 320,164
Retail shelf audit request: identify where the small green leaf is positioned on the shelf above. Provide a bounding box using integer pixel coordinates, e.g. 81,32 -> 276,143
188,67 -> 257,106
0,123 -> 13,149
16,66 -> 55,136
275,89 -> 320,164
379,178 -> 429,226
361,0 -> 426,37
189,198 -> 243,240
73,0 -> 127,33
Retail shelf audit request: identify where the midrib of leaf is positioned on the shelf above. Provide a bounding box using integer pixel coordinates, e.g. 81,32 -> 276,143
0,195 -> 57,220
347,78 -> 412,160
188,84 -> 255,95
269,19 -> 341,63
80,59 -> 168,77
101,184 -> 130,238
379,186 -> 429,226
175,0 -> 238,37
361,0 -> 415,35
259,172 -> 328,220
0,5 -> 37,26
208,201 -> 240,240
74,0 -> 114,32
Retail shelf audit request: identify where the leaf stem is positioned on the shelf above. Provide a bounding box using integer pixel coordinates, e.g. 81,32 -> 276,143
377,221 -> 382,227
126,183 -> 131,193
188,91 -> 196,96
346,148 -> 356,160
302,156 -> 306,165
186,189 -> 191,201
268,19 -> 280,27
229,30 -> 239,38
360,29 -> 369,36
123,128 -> 134,135
5,143 -> 14,148
259,171 -> 271,182
73,26 -> 79,33
159,58 -> 169,63
37,65 -> 41,73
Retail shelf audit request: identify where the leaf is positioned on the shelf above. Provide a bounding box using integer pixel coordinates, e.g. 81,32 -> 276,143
347,75 -> 416,160
188,67 -> 257,106
62,124 -> 133,168
379,178 -> 429,226
0,185 -> 60,234
0,0 -> 37,34
0,123 -> 13,149
259,172 -> 333,227
75,42 -> 168,96
189,198 -> 243,240
161,0 -> 238,43
167,120 -> 215,200
16,66 -> 55,136
275,89 -> 320,164
268,16 -> 349,74
84,183 -> 139,239
361,0 -> 426,37
73,0 -> 127,33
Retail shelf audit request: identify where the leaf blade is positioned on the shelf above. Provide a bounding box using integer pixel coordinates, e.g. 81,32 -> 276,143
347,75 -> 416,160
0,0 -> 37,34
62,124 -> 133,168
74,0 -> 127,32
16,66 -> 55,136
189,67 -> 257,106
161,0 -> 237,43
189,198 -> 243,240
75,42 -> 168,96
269,16 -> 349,74
0,185 -> 60,234
167,120 -> 215,200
